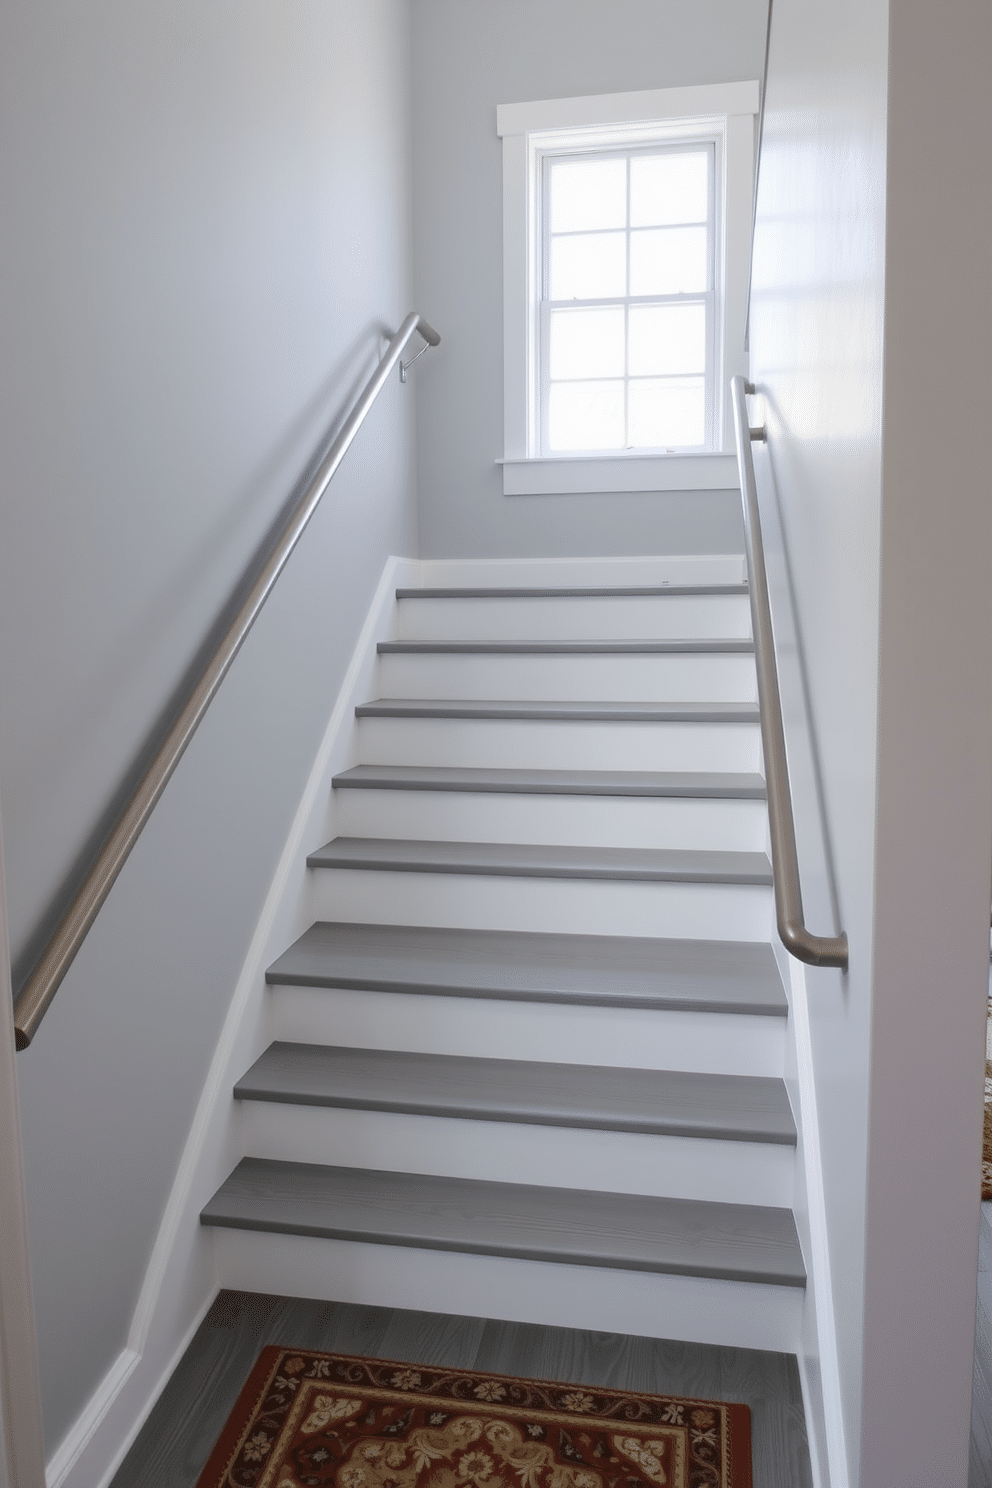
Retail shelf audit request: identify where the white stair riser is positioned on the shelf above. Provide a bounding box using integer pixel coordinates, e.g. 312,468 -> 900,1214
271,987 -> 787,1079
310,870 -> 773,942
333,789 -> 769,853
418,556 -> 747,588
377,652 -> 756,703
397,595 -> 752,642
356,718 -> 763,773
213,1229 -> 803,1355
235,1102 -> 796,1208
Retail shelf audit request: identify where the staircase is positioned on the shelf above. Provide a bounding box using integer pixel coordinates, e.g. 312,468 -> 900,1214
200,557 -> 806,1353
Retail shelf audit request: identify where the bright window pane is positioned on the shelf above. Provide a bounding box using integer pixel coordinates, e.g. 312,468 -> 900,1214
549,157 -> 626,233
548,381 -> 625,451
630,152 -> 708,227
549,306 -> 625,380
550,232 -> 626,300
629,303 -> 706,376
630,226 -> 707,296
628,378 -> 706,448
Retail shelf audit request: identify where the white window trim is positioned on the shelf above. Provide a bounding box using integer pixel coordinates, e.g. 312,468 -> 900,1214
497,82 -> 759,496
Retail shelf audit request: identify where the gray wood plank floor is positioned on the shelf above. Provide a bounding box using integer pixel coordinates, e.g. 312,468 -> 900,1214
109,1291 -> 812,1488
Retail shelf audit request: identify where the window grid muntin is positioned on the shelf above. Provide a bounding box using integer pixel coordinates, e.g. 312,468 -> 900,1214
539,140 -> 716,456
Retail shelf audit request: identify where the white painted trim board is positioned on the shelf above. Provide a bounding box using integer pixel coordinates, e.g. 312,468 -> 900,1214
788,954 -> 850,1488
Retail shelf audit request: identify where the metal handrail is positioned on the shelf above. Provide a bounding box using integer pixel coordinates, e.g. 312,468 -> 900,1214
731,375 -> 848,970
13,312 -> 440,1048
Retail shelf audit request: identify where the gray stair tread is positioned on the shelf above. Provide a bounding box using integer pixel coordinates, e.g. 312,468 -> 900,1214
332,765 -> 766,798
200,1158 -> 805,1287
356,698 -> 760,723
265,921 -> 788,1016
378,639 -> 753,655
307,837 -> 772,885
396,585 -> 749,599
235,1042 -> 797,1144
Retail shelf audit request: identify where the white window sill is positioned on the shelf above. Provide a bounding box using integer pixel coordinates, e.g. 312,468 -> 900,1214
497,453 -> 739,496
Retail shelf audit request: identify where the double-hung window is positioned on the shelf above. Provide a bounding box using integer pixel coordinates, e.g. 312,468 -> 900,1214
543,143 -> 715,455
497,83 -> 759,495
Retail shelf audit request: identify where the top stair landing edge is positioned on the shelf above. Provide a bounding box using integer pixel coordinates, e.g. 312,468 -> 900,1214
396,584 -> 749,599
393,581 -> 753,644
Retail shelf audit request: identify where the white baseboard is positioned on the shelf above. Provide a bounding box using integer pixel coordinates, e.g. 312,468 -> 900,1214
47,553 -> 417,1488
786,952 -> 850,1488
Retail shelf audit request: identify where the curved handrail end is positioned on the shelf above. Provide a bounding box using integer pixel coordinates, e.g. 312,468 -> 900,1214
416,318 -> 441,347
780,917 -> 849,971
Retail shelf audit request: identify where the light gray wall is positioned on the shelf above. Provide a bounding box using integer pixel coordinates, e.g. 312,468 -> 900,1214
860,3 -> 992,1482
752,1 -> 992,1483
0,0 -> 417,1452
410,0 -> 766,559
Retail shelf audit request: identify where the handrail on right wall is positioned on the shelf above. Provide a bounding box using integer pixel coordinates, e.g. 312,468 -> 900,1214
730,375 -> 849,970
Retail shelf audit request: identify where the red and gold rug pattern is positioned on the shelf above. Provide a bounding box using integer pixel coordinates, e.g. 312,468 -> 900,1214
194,1348 -> 751,1488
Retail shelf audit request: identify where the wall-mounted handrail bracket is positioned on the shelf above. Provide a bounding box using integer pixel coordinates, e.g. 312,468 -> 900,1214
731,374 -> 848,971
12,312 -> 440,1049
399,343 -> 429,382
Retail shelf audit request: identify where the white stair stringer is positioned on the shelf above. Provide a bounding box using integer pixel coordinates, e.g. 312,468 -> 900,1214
202,556 -> 805,1357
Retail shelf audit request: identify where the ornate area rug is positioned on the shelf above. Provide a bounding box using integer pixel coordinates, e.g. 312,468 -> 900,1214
194,1348 -> 752,1488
